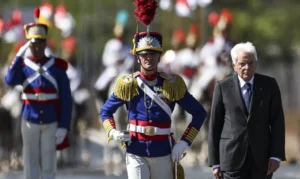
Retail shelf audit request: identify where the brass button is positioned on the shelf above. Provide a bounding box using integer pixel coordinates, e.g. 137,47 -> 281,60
40,121 -> 43,124
147,100 -> 150,103
40,110 -> 43,114
148,110 -> 151,113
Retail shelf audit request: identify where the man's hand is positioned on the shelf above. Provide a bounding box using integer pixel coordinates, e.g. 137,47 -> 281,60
267,159 -> 280,175
55,128 -> 67,145
213,167 -> 221,179
16,41 -> 30,57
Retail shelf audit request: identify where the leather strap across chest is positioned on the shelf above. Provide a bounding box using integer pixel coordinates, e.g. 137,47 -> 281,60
136,77 -> 172,117
23,58 -> 58,90
22,58 -> 59,101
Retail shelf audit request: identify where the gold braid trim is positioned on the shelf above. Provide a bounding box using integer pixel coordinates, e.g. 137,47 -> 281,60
174,162 -> 185,179
113,73 -> 140,101
162,74 -> 187,101
183,126 -> 199,143
103,119 -> 115,134
103,119 -> 116,143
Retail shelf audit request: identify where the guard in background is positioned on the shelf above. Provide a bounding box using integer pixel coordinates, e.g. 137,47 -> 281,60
4,8 -> 72,179
94,9 -> 134,176
94,9 -> 134,105
188,9 -> 235,165
100,1 -> 207,178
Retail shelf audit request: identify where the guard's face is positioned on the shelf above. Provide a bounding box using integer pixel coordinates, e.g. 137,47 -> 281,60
138,52 -> 161,71
29,40 -> 46,59
232,52 -> 257,82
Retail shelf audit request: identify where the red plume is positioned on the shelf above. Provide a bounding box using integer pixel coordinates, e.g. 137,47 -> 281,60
220,9 -> 232,24
133,0 -> 157,26
208,11 -> 219,27
34,8 -> 40,22
173,29 -> 186,43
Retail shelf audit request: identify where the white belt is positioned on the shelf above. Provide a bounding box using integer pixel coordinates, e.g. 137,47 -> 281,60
128,124 -> 171,136
22,93 -> 58,101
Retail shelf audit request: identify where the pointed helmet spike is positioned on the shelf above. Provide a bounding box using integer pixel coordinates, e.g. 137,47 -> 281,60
34,8 -> 40,22
133,0 -> 158,27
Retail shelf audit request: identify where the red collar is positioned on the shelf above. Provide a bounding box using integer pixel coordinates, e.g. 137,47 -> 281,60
140,72 -> 158,81
29,56 -> 48,63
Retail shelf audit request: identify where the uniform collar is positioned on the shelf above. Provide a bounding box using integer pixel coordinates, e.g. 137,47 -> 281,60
140,72 -> 158,81
29,56 -> 48,63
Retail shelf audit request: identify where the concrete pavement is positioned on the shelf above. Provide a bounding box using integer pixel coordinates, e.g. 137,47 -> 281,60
0,165 -> 299,179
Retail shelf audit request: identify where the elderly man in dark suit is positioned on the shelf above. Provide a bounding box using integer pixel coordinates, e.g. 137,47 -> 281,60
208,42 -> 285,179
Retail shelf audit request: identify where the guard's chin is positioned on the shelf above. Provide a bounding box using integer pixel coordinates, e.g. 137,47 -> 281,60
243,74 -> 253,81
33,53 -> 44,58
145,64 -> 156,70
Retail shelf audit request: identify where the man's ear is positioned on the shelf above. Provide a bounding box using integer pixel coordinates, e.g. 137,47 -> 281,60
231,63 -> 235,70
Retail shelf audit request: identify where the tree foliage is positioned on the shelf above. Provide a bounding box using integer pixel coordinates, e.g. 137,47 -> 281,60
0,0 -> 299,66
227,0 -> 300,64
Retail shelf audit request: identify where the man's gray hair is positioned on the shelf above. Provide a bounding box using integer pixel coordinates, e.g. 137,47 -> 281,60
230,42 -> 258,64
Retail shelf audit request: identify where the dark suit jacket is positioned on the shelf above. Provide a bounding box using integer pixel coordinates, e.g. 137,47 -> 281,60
208,73 -> 285,172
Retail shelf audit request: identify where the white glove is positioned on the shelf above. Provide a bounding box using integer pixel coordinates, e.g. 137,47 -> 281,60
172,140 -> 188,162
55,128 -> 67,145
16,41 -> 30,57
110,129 -> 131,142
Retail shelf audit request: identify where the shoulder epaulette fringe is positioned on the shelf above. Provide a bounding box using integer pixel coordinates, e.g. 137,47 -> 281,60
113,73 -> 140,101
162,74 -> 186,101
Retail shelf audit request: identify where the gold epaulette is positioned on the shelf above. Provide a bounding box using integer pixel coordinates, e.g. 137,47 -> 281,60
162,74 -> 187,101
113,72 -> 140,101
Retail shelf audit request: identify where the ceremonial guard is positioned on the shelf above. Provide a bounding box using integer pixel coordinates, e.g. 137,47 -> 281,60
4,8 -> 72,179
198,9 -> 235,85
94,9 -> 134,102
93,10 -> 134,176
100,1 -> 206,179
159,28 -> 186,73
170,24 -> 201,89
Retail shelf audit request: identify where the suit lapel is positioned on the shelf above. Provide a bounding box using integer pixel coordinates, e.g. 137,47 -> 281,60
248,74 -> 263,119
231,75 -> 247,117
